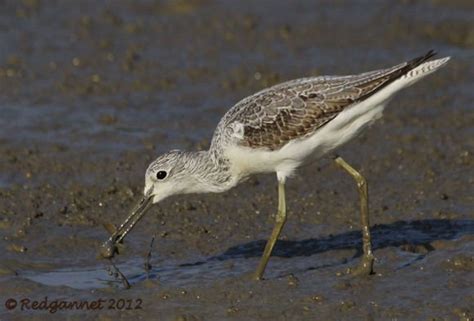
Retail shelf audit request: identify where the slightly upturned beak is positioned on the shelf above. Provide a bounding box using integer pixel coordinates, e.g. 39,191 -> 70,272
100,188 -> 154,259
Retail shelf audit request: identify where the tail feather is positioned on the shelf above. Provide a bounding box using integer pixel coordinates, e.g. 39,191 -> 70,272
401,54 -> 450,81
379,50 -> 439,85
405,50 -> 438,70
355,50 -> 449,103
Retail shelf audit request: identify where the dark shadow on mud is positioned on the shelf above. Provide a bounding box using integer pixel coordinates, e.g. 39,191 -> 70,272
107,219 -> 473,287
181,219 -> 474,267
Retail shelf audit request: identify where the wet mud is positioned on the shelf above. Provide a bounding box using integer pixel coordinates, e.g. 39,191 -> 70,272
0,0 -> 473,320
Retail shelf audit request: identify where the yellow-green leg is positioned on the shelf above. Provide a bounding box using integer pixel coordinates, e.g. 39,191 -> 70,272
254,179 -> 287,280
334,156 -> 374,275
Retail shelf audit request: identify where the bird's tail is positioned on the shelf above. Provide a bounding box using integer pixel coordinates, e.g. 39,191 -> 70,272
399,50 -> 450,85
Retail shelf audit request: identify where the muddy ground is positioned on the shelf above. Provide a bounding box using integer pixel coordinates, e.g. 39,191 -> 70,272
0,0 -> 473,320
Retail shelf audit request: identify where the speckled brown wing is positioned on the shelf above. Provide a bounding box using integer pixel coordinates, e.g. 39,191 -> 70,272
238,89 -> 354,150
226,51 -> 436,151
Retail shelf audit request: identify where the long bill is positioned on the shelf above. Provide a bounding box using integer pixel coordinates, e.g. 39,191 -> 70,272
100,194 -> 153,258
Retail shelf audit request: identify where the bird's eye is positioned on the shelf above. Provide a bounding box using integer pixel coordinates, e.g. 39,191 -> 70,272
156,171 -> 167,180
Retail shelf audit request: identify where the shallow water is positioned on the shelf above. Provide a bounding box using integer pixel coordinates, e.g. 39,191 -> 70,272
0,0 -> 473,320
18,219 -> 474,290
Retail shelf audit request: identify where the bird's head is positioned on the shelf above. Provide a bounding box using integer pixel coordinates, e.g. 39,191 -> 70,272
100,150 -> 205,259
143,150 -> 198,204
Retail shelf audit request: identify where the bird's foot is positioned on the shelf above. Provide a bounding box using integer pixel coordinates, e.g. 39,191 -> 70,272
237,271 -> 263,282
347,254 -> 375,276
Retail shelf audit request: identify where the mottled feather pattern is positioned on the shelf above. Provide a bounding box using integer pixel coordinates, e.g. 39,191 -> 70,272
141,51 -> 448,202
212,51 -> 437,151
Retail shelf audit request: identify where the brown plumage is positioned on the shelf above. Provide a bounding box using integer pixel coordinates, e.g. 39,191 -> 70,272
223,50 -> 437,151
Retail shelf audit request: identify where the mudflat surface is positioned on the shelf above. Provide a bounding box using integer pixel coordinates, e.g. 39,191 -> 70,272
0,1 -> 473,320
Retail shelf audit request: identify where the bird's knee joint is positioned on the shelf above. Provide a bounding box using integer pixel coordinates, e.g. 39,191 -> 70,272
276,217 -> 286,224
276,211 -> 286,223
355,174 -> 366,187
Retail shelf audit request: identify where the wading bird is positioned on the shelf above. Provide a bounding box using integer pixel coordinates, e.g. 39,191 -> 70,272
100,51 -> 449,280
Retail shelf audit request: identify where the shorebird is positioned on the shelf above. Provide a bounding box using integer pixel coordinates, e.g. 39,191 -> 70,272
100,50 -> 450,280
